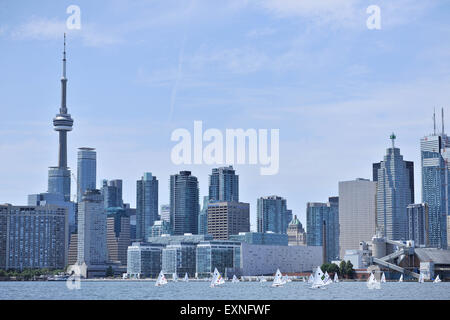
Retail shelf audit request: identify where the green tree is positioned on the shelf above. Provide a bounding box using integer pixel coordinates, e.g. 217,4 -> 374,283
339,261 -> 347,278
106,266 -> 114,277
345,261 -> 354,279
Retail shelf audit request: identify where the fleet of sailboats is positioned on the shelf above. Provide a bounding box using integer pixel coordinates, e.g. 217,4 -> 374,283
153,268 -> 444,288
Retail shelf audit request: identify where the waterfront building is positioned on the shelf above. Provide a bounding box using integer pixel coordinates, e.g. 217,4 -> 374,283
256,196 -> 292,234
375,134 -> 413,241
77,190 -> 107,266
0,204 -> 68,270
67,233 -> 78,265
150,220 -> 172,237
239,243 -> 322,276
338,178 -> 377,258
77,148 -> 97,204
406,203 -> 429,247
306,198 -> 340,262
287,215 -> 307,246
421,111 -> 450,249
198,196 -> 209,235
101,179 -> 123,209
136,173 -> 159,241
196,240 -> 242,277
127,243 -> 164,278
170,171 -> 199,235
106,207 -> 130,266
162,243 -> 197,277
47,35 -> 74,202
208,166 -> 239,202
207,201 -> 250,240
160,204 -> 170,223
229,232 -> 288,246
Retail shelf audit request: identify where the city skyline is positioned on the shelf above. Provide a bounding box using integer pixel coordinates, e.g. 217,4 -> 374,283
2,1 -> 450,228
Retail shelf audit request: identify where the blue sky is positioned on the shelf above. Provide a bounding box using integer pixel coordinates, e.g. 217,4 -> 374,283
1,0 -> 450,230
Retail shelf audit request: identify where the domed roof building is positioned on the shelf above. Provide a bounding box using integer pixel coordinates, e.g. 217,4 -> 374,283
287,215 -> 307,246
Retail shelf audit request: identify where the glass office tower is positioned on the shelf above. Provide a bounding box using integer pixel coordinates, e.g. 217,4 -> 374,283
136,173 -> 159,241
170,171 -> 199,235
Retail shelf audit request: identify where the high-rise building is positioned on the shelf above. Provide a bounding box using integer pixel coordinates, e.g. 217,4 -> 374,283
170,171 -> 199,235
406,203 -> 429,247
102,179 -> 123,209
106,207 -> 130,266
421,110 -> 449,249
160,204 -> 170,223
207,201 -> 250,240
77,148 -> 97,204
338,178 -> 377,258
256,196 -> 291,234
208,166 -> 239,202
150,220 -> 172,237
373,161 -> 415,203
77,189 -> 107,266
287,215 -> 307,246
48,35 -> 74,202
306,199 -> 339,262
0,204 -> 68,270
375,134 -> 413,241
198,196 -> 209,235
136,173 -> 159,241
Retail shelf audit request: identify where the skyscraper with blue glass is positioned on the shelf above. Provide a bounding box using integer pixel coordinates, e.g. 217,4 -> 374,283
306,197 -> 339,262
77,147 -> 97,203
375,134 -> 413,241
170,171 -> 199,235
136,173 -> 159,241
421,112 -> 449,249
208,166 -> 239,202
257,196 -> 292,234
101,179 -> 123,209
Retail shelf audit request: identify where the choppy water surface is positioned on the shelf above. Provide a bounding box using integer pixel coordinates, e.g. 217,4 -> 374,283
1,281 -> 449,300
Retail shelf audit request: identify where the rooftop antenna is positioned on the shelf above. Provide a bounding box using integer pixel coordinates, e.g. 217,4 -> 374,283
434,108 -> 436,135
390,132 -> 396,149
442,107 -> 445,135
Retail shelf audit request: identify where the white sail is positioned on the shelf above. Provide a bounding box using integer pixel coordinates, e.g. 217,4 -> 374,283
272,269 -> 286,287
381,272 -> 386,283
418,273 -> 424,283
172,273 -> 178,282
155,271 -> 168,287
367,272 -> 380,289
183,273 -> 188,282
302,277 -> 306,282
308,274 -> 314,284
311,266 -> 326,288
333,273 -> 339,283
323,271 -> 332,285
399,274 -> 403,282
232,275 -> 239,283
434,275 -> 441,283
210,268 -> 225,287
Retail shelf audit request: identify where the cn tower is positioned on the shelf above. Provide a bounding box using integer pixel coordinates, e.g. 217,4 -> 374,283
48,34 -> 74,201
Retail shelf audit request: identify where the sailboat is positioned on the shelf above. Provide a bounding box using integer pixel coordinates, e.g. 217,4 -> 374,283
381,272 -> 386,283
323,271 -> 333,285
418,273 -> 424,283
311,266 -> 327,289
232,275 -> 239,283
259,275 -> 267,283
308,274 -> 314,284
302,277 -> 306,283
183,273 -> 189,282
155,271 -> 168,287
272,269 -> 286,287
333,273 -> 339,283
434,275 -> 442,283
172,273 -> 178,282
210,268 -> 225,287
399,274 -> 403,282
367,272 -> 380,289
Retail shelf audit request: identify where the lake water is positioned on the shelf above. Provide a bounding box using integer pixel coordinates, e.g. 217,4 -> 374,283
1,281 -> 450,300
